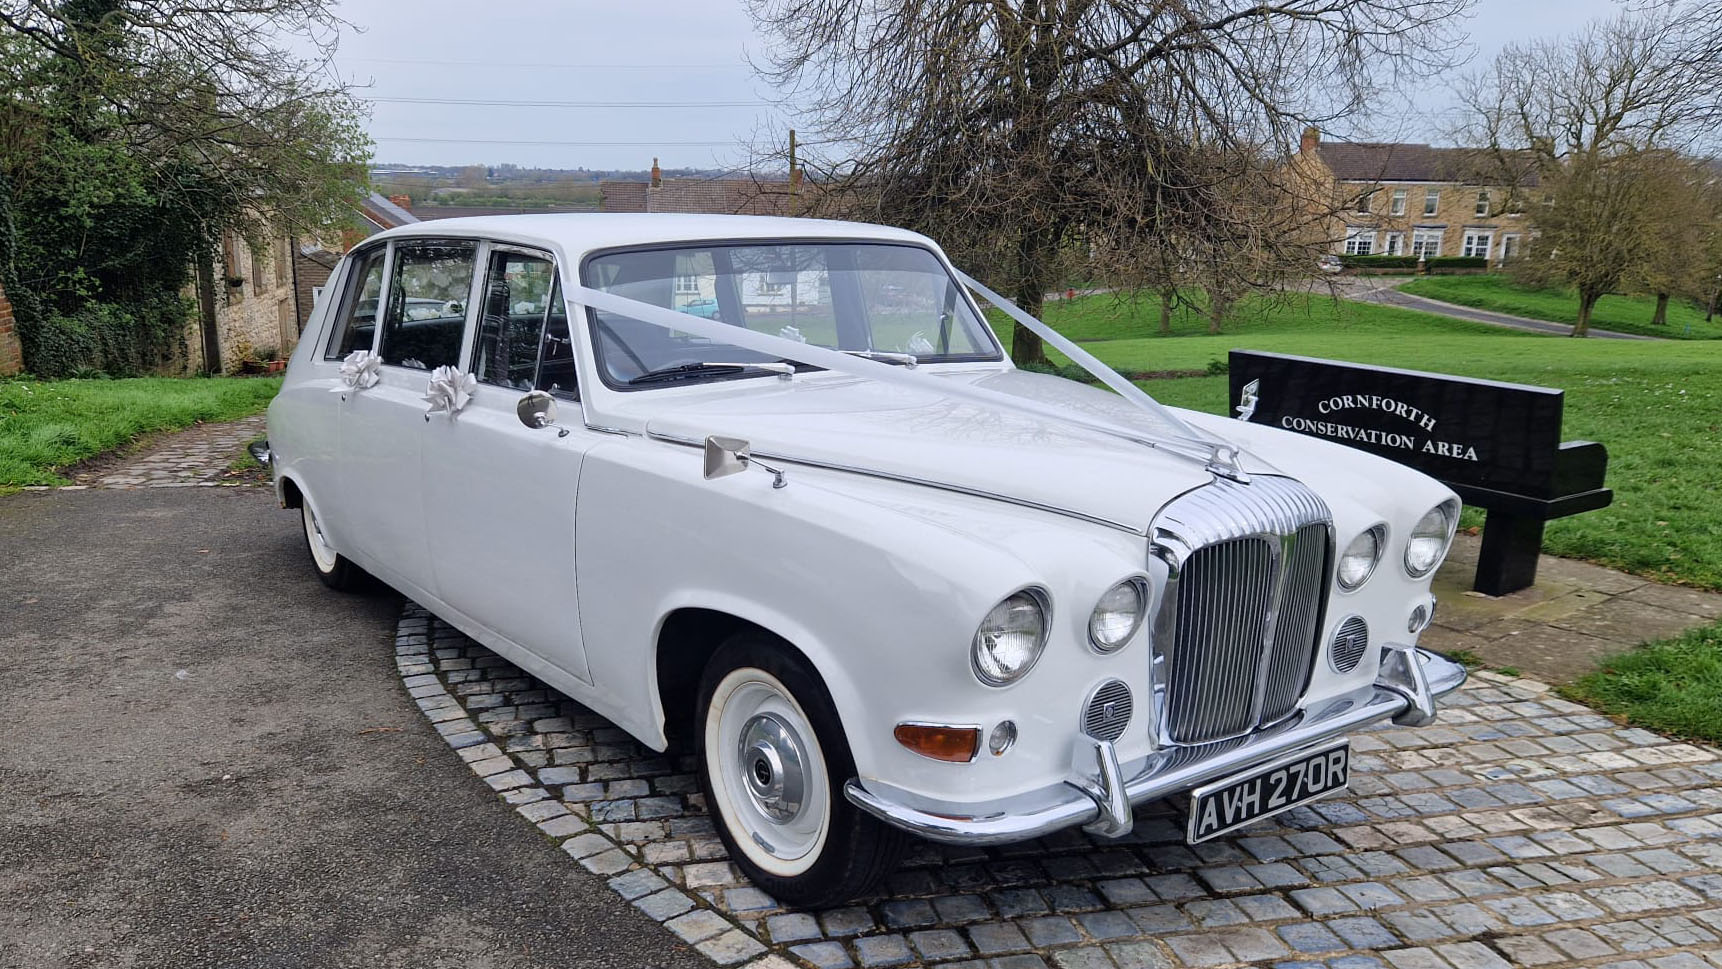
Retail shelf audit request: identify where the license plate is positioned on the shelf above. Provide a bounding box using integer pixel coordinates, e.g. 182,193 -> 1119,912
1186,742 -> 1349,843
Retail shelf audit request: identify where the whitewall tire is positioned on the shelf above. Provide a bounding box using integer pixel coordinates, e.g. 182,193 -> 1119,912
696,635 -> 907,907
301,503 -> 365,591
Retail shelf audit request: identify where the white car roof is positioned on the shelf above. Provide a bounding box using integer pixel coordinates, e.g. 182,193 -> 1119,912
367,213 -> 937,258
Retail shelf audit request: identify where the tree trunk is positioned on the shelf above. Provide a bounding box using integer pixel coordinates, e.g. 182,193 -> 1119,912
1572,290 -> 1596,338
1652,292 -> 1669,325
1159,288 -> 1174,335
1709,286 -> 1720,323
1009,222 -> 1052,368
1207,291 -> 1229,335
195,250 -> 222,373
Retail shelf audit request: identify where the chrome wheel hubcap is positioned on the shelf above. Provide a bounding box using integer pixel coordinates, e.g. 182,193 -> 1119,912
739,713 -> 805,823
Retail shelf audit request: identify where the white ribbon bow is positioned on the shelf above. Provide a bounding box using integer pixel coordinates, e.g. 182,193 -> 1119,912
332,350 -> 381,392
422,365 -> 477,417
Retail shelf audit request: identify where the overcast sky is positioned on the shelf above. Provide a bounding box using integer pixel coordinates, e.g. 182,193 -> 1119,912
324,0 -> 1626,172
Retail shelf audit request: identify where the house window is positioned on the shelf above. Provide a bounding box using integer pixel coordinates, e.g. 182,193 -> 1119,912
673,274 -> 701,295
1475,190 -> 1491,217
1343,228 -> 1376,256
1390,189 -> 1407,216
1355,191 -> 1372,214
1411,230 -> 1443,259
252,240 -> 269,293
1462,231 -> 1493,259
1501,234 -> 1521,261
1423,190 -> 1440,216
1384,232 -> 1404,256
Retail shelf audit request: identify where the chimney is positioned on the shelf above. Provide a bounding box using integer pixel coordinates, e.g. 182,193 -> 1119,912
650,157 -> 662,189
1299,127 -> 1320,155
388,194 -> 412,212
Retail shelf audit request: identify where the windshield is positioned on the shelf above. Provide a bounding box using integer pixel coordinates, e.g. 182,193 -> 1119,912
582,241 -> 1003,387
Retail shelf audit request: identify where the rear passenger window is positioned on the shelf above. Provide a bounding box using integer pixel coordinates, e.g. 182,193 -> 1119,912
378,242 -> 477,370
472,249 -> 577,399
325,246 -> 387,359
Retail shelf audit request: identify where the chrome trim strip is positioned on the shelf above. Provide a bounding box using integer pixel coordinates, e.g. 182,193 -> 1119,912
646,430 -> 1148,536
843,647 -> 1466,845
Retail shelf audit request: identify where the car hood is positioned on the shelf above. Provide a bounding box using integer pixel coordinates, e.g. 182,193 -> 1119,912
639,368 -> 1259,532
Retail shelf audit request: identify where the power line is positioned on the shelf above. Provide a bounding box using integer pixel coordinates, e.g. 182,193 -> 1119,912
366,95 -> 771,109
345,57 -> 751,72
374,136 -> 740,147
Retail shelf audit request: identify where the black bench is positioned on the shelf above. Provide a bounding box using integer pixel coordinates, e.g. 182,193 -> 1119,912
1227,350 -> 1612,596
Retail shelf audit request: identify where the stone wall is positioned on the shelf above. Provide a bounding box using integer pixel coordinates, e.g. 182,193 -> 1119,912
0,281 -> 21,376
1335,183 -> 1535,262
293,244 -> 337,336
183,234 -> 305,373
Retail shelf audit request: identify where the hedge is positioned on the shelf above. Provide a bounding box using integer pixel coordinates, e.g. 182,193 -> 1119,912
1424,256 -> 1489,270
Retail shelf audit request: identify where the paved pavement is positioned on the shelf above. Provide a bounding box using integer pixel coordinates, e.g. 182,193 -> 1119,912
1337,279 -> 1652,340
0,486 -> 707,969
1426,535 -> 1722,684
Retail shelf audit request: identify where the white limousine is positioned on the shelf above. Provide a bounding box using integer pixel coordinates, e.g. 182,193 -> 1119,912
264,214 -> 1466,905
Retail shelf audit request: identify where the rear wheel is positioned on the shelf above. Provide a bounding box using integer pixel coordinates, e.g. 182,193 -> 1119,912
697,635 -> 907,907
302,503 -> 365,592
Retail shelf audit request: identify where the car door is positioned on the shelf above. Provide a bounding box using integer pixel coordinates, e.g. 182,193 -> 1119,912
338,237 -> 480,601
420,243 -> 597,684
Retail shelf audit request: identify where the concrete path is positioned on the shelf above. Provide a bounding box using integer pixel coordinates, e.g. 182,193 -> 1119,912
0,485 -> 707,969
1339,278 -> 1654,340
1427,534 -> 1722,683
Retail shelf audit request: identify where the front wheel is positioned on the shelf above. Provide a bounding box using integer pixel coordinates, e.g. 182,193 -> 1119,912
697,636 -> 907,907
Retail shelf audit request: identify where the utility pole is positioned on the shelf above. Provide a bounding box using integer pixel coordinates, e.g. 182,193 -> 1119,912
788,128 -> 800,217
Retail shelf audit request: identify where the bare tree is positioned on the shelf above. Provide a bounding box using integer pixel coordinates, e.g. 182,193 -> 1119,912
1459,2 -> 1722,336
748,0 -> 1471,365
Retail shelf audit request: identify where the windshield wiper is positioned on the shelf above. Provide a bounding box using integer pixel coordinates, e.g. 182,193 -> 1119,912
627,361 -> 795,385
839,349 -> 918,368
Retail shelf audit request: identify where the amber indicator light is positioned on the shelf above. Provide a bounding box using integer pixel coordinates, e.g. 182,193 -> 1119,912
893,723 -> 981,763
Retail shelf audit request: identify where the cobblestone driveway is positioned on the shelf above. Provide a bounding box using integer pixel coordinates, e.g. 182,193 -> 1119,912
397,606 -> 1722,969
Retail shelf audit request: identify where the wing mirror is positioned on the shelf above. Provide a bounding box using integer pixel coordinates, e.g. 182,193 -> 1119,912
517,390 -> 569,437
703,435 -> 786,489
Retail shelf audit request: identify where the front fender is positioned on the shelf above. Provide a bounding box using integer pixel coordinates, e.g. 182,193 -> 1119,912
574,435 -> 1158,806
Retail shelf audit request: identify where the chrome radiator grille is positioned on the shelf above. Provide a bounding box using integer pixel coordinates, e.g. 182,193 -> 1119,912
1152,477 -> 1333,745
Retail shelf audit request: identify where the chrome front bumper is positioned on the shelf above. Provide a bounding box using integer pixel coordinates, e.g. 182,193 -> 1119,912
845,643 -> 1465,845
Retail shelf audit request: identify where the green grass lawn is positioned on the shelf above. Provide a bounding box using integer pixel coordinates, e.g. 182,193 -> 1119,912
1400,274 -> 1722,339
992,289 -> 1512,344
0,376 -> 281,490
998,292 -> 1722,592
1567,621 -> 1722,743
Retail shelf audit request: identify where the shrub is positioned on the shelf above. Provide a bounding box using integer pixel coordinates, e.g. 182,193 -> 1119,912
1342,254 -> 1419,270
1020,360 -> 1097,384
1425,256 -> 1489,271
17,294 -> 190,378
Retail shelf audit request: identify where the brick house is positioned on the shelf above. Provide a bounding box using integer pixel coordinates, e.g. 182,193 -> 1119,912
1294,129 -> 1539,264
0,281 -> 21,377
600,158 -> 811,216
187,192 -> 419,373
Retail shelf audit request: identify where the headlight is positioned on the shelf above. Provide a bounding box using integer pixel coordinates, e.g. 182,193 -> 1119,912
1337,525 -> 1385,591
1089,578 -> 1147,652
972,589 -> 1049,686
1405,500 -> 1460,577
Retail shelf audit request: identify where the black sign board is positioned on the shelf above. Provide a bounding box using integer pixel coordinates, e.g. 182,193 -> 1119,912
1228,350 -> 1611,596
1228,350 -> 1564,497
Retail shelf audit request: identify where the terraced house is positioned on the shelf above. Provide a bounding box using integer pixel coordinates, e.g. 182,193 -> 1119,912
1295,128 -> 1539,264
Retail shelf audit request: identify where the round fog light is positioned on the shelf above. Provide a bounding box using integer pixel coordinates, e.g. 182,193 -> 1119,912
988,720 -> 1017,756
1408,604 -> 1430,634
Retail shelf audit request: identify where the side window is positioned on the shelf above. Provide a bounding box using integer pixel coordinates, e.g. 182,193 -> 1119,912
326,246 -> 388,359
378,241 -> 477,370
472,248 -> 577,398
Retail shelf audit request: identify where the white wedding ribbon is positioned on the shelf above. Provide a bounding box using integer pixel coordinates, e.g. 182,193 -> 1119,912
563,278 -> 1242,471
332,349 -> 381,392
423,365 -> 477,416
